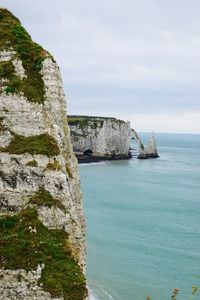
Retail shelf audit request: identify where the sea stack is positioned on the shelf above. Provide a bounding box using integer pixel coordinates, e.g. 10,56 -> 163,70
0,9 -> 87,299
138,133 -> 159,159
131,130 -> 159,159
68,115 -> 132,162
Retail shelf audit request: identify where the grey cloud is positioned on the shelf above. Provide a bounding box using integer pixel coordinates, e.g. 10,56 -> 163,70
1,0 -> 200,132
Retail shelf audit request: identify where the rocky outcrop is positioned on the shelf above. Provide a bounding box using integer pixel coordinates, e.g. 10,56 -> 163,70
0,9 -> 87,300
131,131 -> 159,159
69,116 -> 159,162
137,133 -> 159,159
131,129 -> 145,153
68,116 -> 132,162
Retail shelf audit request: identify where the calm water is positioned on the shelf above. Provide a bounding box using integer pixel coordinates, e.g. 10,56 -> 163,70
79,133 -> 200,300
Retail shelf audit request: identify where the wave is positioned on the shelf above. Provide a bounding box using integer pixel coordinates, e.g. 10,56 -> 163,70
79,162 -> 107,167
89,289 -> 100,300
89,292 -> 99,300
89,285 -> 117,300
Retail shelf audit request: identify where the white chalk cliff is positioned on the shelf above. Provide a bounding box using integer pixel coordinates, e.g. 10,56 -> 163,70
68,116 -> 132,159
0,9 -> 87,300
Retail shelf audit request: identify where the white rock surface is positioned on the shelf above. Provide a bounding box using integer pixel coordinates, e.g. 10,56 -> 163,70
69,117 -> 132,158
138,133 -> 159,159
131,129 -> 159,159
0,49 -> 16,62
0,265 -> 64,300
12,58 -> 27,79
0,130 -> 13,147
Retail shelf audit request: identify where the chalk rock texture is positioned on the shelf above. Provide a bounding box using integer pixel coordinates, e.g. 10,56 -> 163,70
68,116 -> 132,159
131,130 -> 159,159
137,133 -> 159,159
0,9 -> 87,300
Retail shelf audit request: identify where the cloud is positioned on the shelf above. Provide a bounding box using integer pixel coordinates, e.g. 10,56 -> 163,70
125,112 -> 200,134
1,0 -> 200,132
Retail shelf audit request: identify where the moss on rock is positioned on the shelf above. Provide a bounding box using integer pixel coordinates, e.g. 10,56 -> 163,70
0,60 -> 15,78
0,132 -> 59,156
26,159 -> 38,167
0,8 -> 49,103
45,159 -> 62,171
29,187 -> 66,212
0,117 -> 6,132
0,207 -> 87,299
68,116 -> 104,130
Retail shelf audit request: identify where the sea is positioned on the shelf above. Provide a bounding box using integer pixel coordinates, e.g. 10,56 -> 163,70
79,133 -> 200,300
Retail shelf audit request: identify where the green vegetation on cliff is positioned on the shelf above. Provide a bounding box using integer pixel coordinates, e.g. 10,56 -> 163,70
0,208 -> 87,299
68,116 -> 103,129
68,115 -> 126,129
45,159 -> 62,171
0,117 -> 6,132
26,159 -> 38,167
29,187 -> 66,212
0,8 -> 49,103
0,133 -> 59,156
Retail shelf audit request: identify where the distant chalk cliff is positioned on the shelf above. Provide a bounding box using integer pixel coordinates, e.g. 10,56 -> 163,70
68,116 -> 159,162
68,116 -> 132,162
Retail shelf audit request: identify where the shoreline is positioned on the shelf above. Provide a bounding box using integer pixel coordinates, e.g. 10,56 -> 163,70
76,155 -> 133,164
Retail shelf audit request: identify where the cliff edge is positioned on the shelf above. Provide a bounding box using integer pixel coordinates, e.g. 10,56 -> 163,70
0,9 -> 87,299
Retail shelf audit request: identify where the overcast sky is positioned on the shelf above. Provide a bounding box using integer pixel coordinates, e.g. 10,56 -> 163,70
2,0 -> 200,133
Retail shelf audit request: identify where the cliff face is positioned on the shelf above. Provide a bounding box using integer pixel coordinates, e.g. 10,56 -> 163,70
68,116 -> 132,160
0,9 -> 87,300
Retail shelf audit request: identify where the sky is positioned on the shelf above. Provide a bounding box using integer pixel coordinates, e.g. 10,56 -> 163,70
1,0 -> 200,133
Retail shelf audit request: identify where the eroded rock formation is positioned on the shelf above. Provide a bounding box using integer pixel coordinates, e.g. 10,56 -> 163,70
68,116 -> 132,162
0,9 -> 87,299
137,133 -> 159,159
131,130 -> 159,159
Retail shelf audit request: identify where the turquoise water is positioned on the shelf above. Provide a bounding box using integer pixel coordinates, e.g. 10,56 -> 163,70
79,133 -> 200,300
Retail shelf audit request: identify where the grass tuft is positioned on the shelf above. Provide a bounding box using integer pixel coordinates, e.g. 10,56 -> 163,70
45,159 -> 62,171
26,159 -> 38,167
0,132 -> 60,157
29,187 -> 66,212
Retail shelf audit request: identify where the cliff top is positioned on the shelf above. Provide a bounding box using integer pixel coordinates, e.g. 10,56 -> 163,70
68,115 -> 126,126
0,8 -> 51,103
